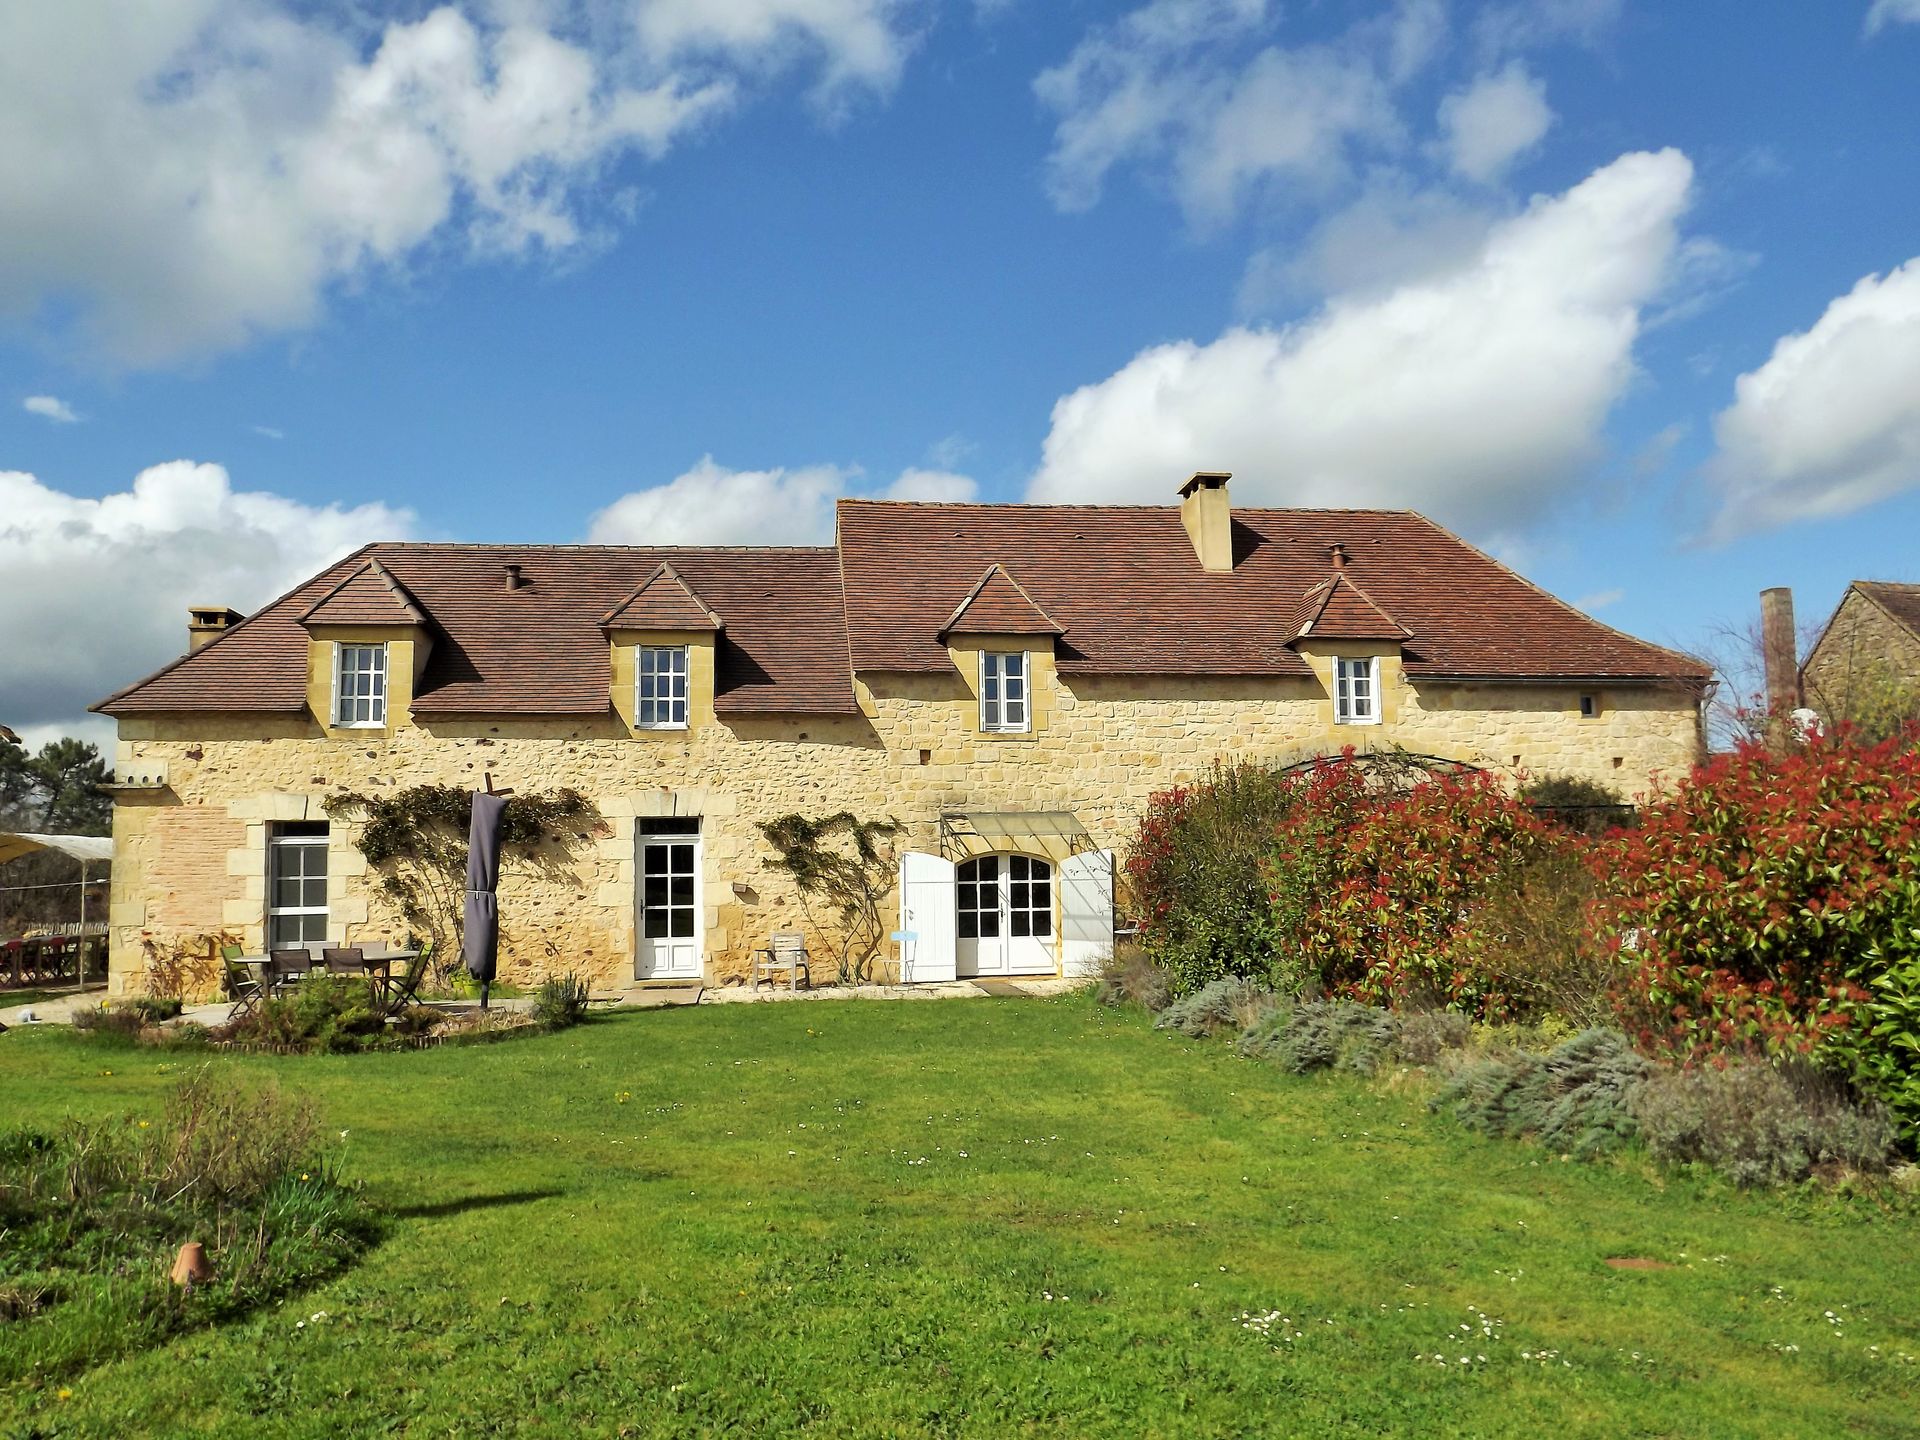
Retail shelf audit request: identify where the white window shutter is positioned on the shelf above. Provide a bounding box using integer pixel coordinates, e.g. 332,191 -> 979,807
898,851 -> 957,983
1059,849 -> 1115,978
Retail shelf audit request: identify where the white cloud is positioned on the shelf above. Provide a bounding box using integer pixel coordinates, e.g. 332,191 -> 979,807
22,395 -> 79,424
0,1 -> 922,365
632,0 -> 920,101
1866,0 -> 1920,34
1033,0 -> 1438,226
589,455 -> 856,544
1029,149 -> 1696,535
1438,63 -> 1552,182
588,454 -> 979,545
251,425 -> 287,441
1576,587 -> 1624,611
1705,256 -> 1920,539
1473,0 -> 1622,59
886,468 -> 978,502
0,461 -> 413,732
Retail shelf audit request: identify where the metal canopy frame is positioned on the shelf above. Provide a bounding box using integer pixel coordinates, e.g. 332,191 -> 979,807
938,810 -> 1093,862
1,832 -> 112,992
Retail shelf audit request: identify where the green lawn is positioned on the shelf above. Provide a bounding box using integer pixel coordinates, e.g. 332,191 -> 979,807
1,996 -> 1915,1438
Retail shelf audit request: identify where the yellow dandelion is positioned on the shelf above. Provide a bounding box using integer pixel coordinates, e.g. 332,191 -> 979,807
137,1120 -> 150,1129
57,1389 -> 73,1401
300,1172 -> 310,1182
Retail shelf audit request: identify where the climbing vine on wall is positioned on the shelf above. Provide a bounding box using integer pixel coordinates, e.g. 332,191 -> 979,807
325,784 -> 597,975
758,812 -> 901,985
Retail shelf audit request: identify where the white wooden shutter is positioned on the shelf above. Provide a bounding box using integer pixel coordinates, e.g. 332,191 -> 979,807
1059,848 -> 1115,978
898,851 -> 957,983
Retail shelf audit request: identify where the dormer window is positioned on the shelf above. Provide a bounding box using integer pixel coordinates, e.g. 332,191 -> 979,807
333,643 -> 388,728
980,651 -> 1029,733
1334,656 -> 1379,726
637,645 -> 690,729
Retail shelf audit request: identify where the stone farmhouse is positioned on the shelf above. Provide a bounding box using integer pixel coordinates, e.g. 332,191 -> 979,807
95,475 -> 1710,996
1801,580 -> 1920,727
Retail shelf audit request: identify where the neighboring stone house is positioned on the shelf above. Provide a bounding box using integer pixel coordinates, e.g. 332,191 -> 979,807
94,475 -> 1709,996
1801,581 -> 1920,731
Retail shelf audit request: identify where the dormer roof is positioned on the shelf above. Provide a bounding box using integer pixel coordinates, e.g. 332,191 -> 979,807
938,564 -> 1065,639
600,562 -> 724,632
1289,572 -> 1412,643
298,560 -> 430,629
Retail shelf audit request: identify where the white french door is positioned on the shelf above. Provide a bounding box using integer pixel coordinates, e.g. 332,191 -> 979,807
636,830 -> 702,980
955,854 -> 1055,976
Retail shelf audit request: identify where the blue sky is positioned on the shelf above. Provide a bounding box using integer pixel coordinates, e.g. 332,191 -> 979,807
3,0 -> 1919,742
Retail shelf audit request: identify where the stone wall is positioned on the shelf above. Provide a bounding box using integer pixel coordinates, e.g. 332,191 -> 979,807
1803,589 -> 1920,724
107,662 -> 1701,998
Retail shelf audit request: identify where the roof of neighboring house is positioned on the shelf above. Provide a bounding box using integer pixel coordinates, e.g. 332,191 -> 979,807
939,565 -> 1064,638
98,545 -> 859,716
96,497 -> 1708,718
601,563 -> 724,632
298,560 -> 430,628
1855,581 -> 1920,638
836,501 -> 1708,682
1289,572 -> 1411,642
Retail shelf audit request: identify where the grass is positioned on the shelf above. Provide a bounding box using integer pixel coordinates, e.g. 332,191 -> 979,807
0,994 -> 1915,1438
0,984 -> 104,1011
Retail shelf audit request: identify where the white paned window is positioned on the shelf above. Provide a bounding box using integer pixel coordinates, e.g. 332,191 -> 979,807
333,644 -> 388,727
267,822 -> 329,948
637,646 -> 690,729
1335,656 -> 1380,725
980,651 -> 1029,733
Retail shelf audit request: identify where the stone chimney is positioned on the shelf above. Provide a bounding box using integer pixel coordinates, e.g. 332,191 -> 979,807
1178,472 -> 1234,573
1760,586 -> 1800,751
187,606 -> 244,653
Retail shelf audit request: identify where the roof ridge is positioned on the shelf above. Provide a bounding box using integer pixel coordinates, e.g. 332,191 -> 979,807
837,498 -> 1422,517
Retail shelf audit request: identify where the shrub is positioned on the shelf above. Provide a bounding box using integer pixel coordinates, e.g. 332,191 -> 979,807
1595,733 -> 1920,1136
1125,759 -> 1303,996
1433,1029 -> 1652,1158
71,1002 -> 151,1041
127,996 -> 183,1022
1253,1000 -> 1399,1075
1445,851 -> 1615,1025
1272,760 -> 1558,1015
221,976 -> 390,1053
1154,977 -> 1272,1039
1094,944 -> 1173,1012
1393,1009 -> 1472,1066
1630,1061 -> 1899,1186
532,972 -> 592,1030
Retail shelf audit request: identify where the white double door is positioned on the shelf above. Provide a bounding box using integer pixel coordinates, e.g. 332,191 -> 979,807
636,829 -> 702,980
956,853 -> 1055,976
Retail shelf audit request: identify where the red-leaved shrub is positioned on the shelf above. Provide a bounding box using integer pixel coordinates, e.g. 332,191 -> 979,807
1267,758 -> 1558,1016
1595,734 -> 1920,1079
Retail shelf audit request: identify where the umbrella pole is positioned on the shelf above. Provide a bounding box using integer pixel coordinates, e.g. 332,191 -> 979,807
76,860 -> 88,994
480,979 -> 490,1012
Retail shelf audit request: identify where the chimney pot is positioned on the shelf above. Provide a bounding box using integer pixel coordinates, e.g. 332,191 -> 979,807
1330,543 -> 1349,572
504,563 -> 528,592
186,606 -> 244,653
1177,471 -> 1234,573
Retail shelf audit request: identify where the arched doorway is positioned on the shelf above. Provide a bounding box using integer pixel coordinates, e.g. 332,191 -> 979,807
955,853 -> 1054,976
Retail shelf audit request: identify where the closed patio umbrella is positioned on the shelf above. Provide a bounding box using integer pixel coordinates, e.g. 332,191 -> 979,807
463,790 -> 508,1010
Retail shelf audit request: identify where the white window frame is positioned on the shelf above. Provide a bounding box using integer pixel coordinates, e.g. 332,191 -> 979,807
267,824 -> 330,948
332,643 -> 388,728
1334,656 -> 1380,726
636,645 -> 690,730
979,651 -> 1030,734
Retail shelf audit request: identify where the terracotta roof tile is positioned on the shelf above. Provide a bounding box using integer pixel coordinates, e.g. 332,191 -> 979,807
836,501 -> 1708,682
97,499 -> 1709,718
601,563 -> 723,631
939,565 -> 1064,637
99,545 -> 858,716
298,560 -> 429,628
1291,573 -> 1410,642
